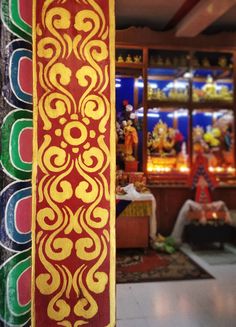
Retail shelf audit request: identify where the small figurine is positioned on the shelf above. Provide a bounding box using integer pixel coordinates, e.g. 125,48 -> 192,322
179,56 -> 187,67
134,55 -> 142,63
192,56 -> 200,67
164,57 -> 172,66
117,54 -> 124,63
190,154 -> 217,204
219,86 -> 232,102
174,129 -> 184,154
147,83 -> 154,99
168,88 -> 177,100
150,56 -> 156,66
173,56 -> 179,67
157,56 -> 164,66
123,120 -> 138,161
125,54 -> 133,63
203,127 -> 221,148
202,75 -> 217,100
218,56 -> 227,68
156,89 -> 166,101
202,57 -> 210,67
193,125 -> 209,155
150,120 -> 176,155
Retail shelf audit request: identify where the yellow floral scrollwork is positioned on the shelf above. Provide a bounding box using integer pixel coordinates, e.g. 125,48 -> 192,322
34,0 -> 114,325
45,7 -> 71,58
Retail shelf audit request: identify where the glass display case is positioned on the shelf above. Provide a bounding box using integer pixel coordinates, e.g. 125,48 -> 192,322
148,49 -> 190,102
115,45 -> 236,183
143,107 -> 189,174
192,109 -> 235,174
192,51 -> 233,104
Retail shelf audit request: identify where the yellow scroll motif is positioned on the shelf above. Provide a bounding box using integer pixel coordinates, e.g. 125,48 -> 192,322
32,0 -> 115,326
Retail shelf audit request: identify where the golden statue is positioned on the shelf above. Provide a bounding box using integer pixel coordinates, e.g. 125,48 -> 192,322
117,54 -> 124,63
202,57 -> 210,67
150,120 -> 175,155
218,56 -> 227,68
125,54 -> 133,63
134,55 -> 142,63
202,75 -> 220,100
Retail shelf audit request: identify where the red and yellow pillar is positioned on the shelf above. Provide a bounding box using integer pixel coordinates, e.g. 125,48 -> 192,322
0,1 -> 115,326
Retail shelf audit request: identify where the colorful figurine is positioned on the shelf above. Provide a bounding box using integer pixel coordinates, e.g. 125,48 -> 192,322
203,127 -> 221,148
123,120 -> 138,161
190,154 -> 217,204
150,120 -> 175,155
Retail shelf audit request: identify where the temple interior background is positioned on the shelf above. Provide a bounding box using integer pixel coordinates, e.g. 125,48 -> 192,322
115,1 -> 236,326
1,1 -> 236,326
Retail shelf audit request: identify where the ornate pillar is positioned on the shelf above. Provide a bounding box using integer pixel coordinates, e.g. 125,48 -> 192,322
0,0 -> 115,326
32,1 -> 115,326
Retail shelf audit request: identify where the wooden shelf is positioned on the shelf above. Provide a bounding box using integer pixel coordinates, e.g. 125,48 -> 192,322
147,99 -> 190,108
148,65 -> 188,70
148,66 -> 232,72
116,62 -> 143,69
192,77 -> 233,82
146,100 -> 234,109
192,101 -> 234,109
192,65 -> 233,71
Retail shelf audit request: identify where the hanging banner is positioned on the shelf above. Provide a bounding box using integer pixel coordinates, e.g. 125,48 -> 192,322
32,0 -> 115,326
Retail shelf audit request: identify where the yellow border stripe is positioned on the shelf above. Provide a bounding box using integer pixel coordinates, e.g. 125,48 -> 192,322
109,0 -> 116,326
31,0 -> 37,326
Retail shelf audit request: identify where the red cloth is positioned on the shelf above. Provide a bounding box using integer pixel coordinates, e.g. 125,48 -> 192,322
189,154 -> 217,204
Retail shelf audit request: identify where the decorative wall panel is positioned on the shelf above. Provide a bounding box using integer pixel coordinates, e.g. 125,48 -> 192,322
0,1 -> 33,326
32,1 -> 115,326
